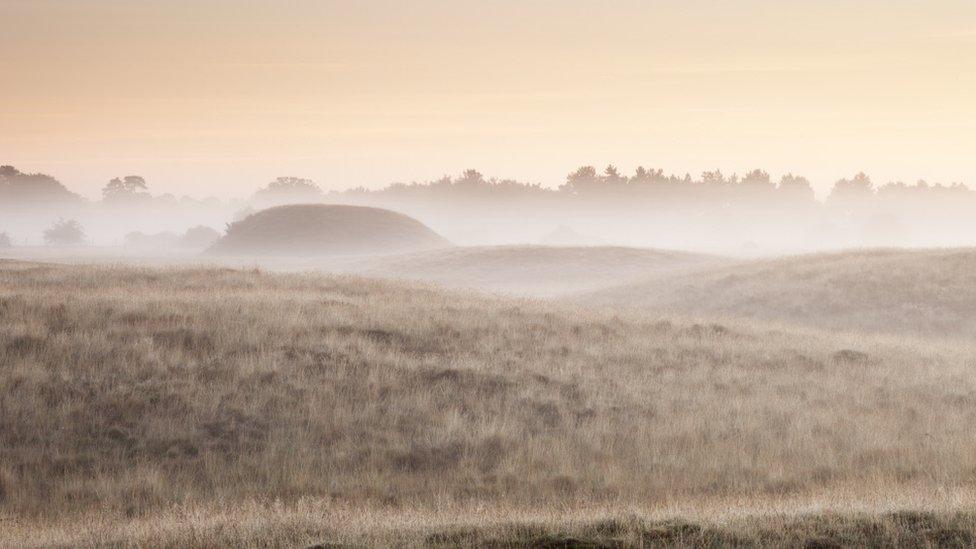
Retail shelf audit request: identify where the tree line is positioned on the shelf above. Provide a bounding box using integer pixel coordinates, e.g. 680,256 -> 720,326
3,163 -> 976,249
3,163 -> 972,207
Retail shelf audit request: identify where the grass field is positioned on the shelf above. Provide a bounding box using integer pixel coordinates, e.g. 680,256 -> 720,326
2,259 -> 976,546
350,245 -> 722,296
583,248 -> 976,339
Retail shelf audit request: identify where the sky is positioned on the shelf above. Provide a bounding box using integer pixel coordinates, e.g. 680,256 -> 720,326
2,0 -> 975,199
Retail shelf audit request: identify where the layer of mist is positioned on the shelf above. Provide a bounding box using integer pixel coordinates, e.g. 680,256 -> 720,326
4,165 -> 976,257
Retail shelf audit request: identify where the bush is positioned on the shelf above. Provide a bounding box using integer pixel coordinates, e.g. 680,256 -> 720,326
0,232 -> 11,248
180,225 -> 221,249
43,219 -> 86,246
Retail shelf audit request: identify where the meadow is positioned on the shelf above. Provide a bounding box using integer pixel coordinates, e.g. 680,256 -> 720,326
583,248 -> 976,339
2,259 -> 976,546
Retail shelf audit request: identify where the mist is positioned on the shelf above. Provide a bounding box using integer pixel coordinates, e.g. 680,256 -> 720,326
6,1 -> 976,544
4,164 -> 976,260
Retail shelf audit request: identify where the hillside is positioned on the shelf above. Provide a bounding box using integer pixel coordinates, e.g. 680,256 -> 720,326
3,261 -> 976,546
582,248 -> 976,338
350,245 -> 723,296
207,204 -> 450,257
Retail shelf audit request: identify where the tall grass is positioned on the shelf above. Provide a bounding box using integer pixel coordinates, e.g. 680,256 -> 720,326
584,248 -> 976,338
2,260 -> 975,545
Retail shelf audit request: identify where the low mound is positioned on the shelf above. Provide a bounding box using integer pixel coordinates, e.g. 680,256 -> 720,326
584,248 -> 976,338
208,204 -> 449,257
353,245 -> 722,296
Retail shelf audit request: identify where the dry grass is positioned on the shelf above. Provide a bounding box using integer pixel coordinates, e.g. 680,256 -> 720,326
0,244 -> 727,298
583,248 -> 976,339
351,245 -> 722,296
2,260 -> 976,546
6,499 -> 976,547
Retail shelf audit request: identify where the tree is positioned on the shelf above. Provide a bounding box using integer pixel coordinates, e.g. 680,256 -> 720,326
180,225 -> 221,249
832,172 -> 872,193
44,219 -> 86,246
740,169 -> 772,188
0,232 -> 12,248
778,173 -> 815,202
633,166 -> 648,181
560,166 -> 599,194
102,176 -> 150,202
603,165 -> 626,185
253,177 -> 323,204
701,170 -> 726,185
630,167 -> 667,186
0,165 -> 82,204
455,169 -> 487,187
828,172 -> 874,206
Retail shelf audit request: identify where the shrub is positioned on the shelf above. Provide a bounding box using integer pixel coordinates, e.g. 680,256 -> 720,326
43,219 -> 86,246
180,225 -> 221,249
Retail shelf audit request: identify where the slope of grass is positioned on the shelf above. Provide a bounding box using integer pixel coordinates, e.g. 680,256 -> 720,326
2,260 -> 976,545
582,248 -> 976,339
351,245 -> 723,296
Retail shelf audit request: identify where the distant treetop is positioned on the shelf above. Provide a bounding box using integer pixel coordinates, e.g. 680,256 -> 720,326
43,218 -> 87,246
253,177 -> 323,204
0,165 -> 82,205
2,162 -> 973,212
330,165 -> 972,209
103,176 -> 151,202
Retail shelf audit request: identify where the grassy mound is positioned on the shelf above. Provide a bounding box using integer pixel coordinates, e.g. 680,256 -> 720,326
584,248 -> 976,339
208,204 -> 449,257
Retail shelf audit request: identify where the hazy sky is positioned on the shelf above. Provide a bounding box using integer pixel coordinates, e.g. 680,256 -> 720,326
3,0 -> 975,198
